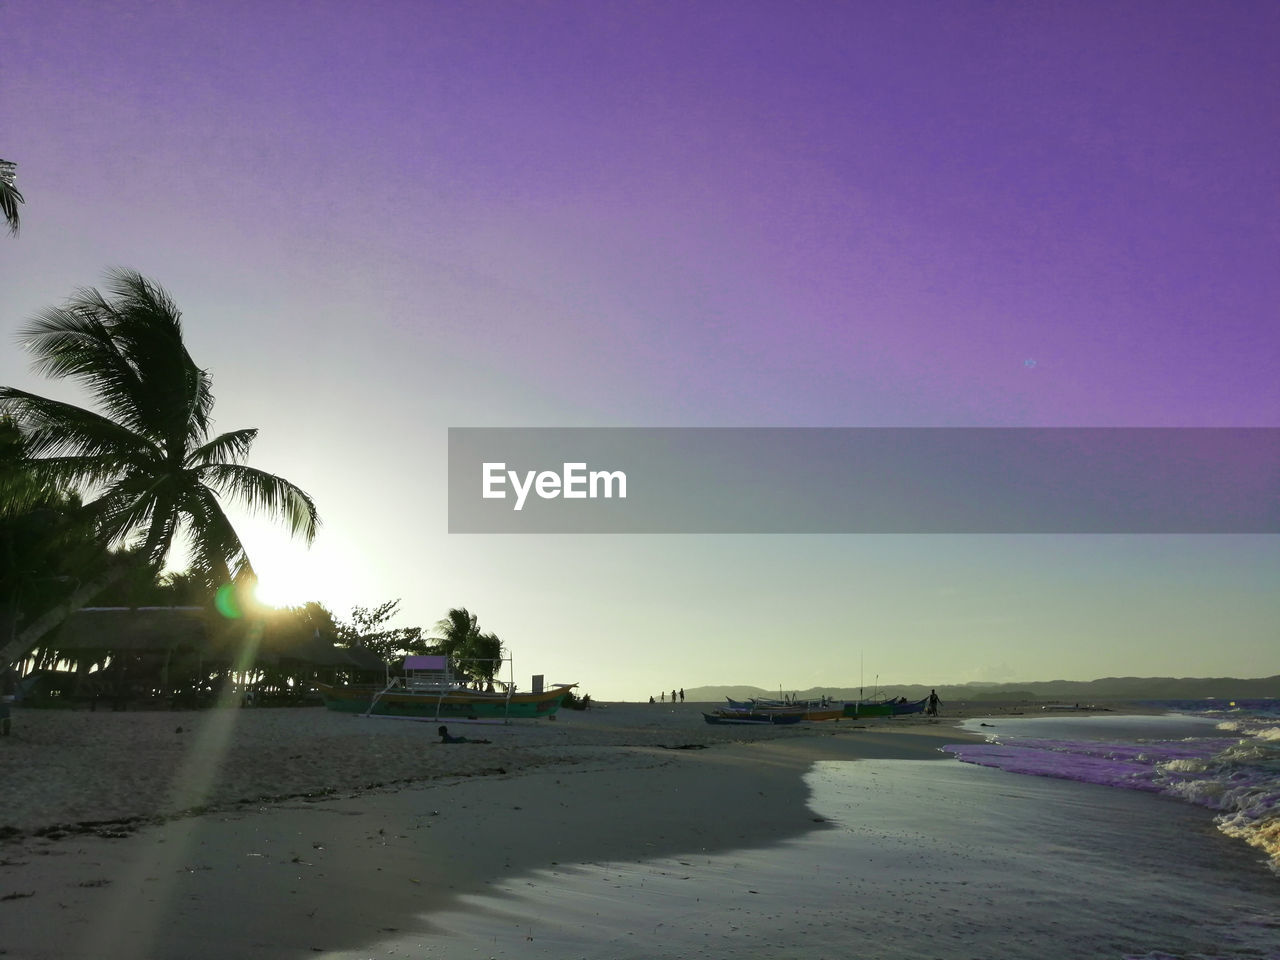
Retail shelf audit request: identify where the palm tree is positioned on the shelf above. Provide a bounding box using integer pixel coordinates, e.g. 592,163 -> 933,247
430,608 -> 506,688
0,269 -> 319,667
1,160 -> 23,237
468,630 -> 505,690
432,607 -> 478,675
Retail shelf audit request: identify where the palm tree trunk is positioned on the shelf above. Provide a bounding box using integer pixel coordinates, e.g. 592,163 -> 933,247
0,562 -> 131,668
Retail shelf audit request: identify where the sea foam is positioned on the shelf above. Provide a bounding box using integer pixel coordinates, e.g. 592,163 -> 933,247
946,703 -> 1280,874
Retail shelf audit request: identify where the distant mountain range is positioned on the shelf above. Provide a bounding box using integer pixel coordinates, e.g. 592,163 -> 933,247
683,675 -> 1280,704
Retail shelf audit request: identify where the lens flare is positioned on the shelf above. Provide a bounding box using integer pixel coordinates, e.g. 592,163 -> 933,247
214,582 -> 242,619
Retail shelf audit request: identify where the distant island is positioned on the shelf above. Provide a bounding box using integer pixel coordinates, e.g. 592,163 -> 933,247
684,675 -> 1280,704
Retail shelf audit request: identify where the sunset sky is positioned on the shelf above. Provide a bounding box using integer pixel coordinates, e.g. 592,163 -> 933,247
3,1 -> 1276,699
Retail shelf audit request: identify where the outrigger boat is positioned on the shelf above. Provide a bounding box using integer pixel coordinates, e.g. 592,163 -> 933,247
703,710 -> 803,725
722,696 -> 845,722
314,655 -> 575,721
841,696 -> 928,718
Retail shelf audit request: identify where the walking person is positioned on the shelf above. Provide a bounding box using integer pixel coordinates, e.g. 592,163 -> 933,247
926,689 -> 941,716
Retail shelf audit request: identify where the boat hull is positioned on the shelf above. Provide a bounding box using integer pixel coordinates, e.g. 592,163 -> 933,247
724,698 -> 845,721
841,697 -> 928,718
703,711 -> 803,725
314,682 -> 574,719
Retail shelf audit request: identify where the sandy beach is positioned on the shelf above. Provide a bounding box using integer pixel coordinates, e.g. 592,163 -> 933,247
0,701 -> 979,837
3,701 -> 1275,960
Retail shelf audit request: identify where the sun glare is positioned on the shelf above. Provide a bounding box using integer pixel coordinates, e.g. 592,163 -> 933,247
229,516 -> 378,615
252,577 -> 309,609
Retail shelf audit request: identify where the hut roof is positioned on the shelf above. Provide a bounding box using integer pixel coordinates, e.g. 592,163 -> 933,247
272,632 -> 385,671
53,606 -> 209,653
51,607 -> 388,672
336,644 -> 388,672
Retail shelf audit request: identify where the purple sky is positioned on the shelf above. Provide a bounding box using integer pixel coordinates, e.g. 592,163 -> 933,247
3,1 -> 1277,696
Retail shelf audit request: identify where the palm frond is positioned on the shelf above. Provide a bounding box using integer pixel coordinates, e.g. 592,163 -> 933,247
83,483 -> 160,553
0,386 -> 160,467
20,295 -> 155,435
431,607 -> 479,658
100,268 -> 214,444
185,428 -> 258,468
181,485 -> 253,585
198,463 -> 319,543
0,160 -> 22,237
0,417 -> 53,515
18,271 -> 213,446
469,631 -> 504,679
16,455 -> 134,493
0,184 -> 23,237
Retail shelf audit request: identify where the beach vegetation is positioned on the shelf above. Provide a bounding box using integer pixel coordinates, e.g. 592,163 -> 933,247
466,629 -> 504,688
0,270 -> 319,670
431,606 -> 505,688
1,418 -> 112,654
560,689 -> 592,710
0,417 -> 52,513
333,598 -> 428,661
17,598 -> 383,709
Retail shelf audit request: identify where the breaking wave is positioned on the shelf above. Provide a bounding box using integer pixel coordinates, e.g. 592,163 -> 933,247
945,700 -> 1280,874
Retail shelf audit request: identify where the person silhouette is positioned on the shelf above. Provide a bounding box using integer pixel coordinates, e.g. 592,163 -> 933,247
438,725 -> 491,744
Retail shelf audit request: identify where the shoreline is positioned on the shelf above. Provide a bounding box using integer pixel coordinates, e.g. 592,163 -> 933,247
1,703 -> 980,960
3,701 -> 1267,960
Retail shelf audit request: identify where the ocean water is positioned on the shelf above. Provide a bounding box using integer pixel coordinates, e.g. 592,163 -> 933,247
327,747 -> 1280,960
947,700 -> 1280,878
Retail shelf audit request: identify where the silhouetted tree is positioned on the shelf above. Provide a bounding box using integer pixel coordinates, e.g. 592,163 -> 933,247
0,270 -> 318,667
432,607 -> 478,664
0,419 -> 109,654
430,607 -> 504,687
334,599 -> 426,660
467,630 -> 504,689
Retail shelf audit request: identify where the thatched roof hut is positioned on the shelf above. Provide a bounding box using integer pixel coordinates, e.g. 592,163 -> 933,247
44,607 -> 387,699
268,629 -> 387,673
53,606 -> 209,657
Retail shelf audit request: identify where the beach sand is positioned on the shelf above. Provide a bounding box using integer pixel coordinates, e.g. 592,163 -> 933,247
0,700 -> 996,837
5,700 -> 1269,960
